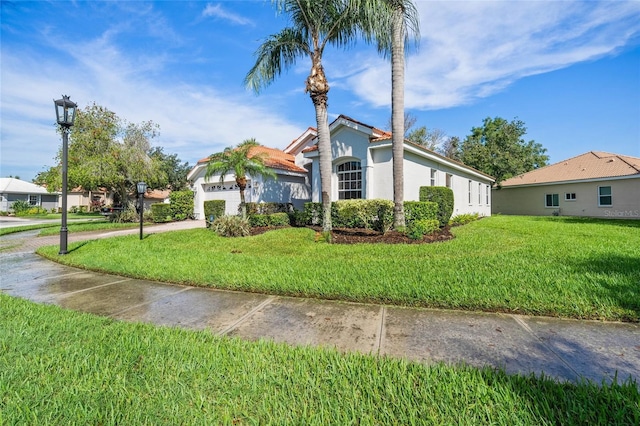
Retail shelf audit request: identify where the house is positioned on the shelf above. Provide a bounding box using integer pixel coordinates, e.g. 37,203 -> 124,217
188,145 -> 311,218
188,115 -> 494,219
491,151 -> 640,219
0,178 -> 58,212
64,187 -> 112,212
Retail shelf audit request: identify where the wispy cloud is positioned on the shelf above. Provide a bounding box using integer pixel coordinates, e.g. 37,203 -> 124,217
202,3 -> 254,26
347,1 -> 640,110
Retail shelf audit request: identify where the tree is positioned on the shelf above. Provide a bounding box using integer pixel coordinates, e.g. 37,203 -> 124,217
148,147 -> 191,191
438,136 -> 461,161
459,117 -> 549,185
245,0 -> 375,235
35,103 -> 165,204
407,126 -> 446,150
204,138 -> 276,219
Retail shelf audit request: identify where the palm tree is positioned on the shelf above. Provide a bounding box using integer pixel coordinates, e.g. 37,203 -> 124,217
245,0 -> 366,236
204,138 -> 276,219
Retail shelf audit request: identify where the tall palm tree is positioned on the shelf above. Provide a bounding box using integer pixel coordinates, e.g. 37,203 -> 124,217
245,0 -> 365,236
204,138 -> 276,219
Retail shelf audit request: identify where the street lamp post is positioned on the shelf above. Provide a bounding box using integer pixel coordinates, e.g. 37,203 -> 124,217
54,95 -> 77,255
137,181 -> 147,240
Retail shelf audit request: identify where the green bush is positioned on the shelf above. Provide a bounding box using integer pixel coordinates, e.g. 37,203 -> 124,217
109,202 -> 139,223
406,219 -> 440,240
268,212 -> 290,226
169,190 -> 194,221
244,202 -> 293,216
151,203 -> 172,223
204,200 -> 226,228
449,213 -> 480,226
211,215 -> 250,237
288,210 -> 308,227
11,200 -> 31,213
404,201 -> 439,224
249,214 -> 270,227
303,202 -> 323,226
419,186 -> 454,227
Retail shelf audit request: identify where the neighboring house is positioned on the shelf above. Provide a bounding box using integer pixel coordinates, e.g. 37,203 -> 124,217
142,189 -> 171,210
492,151 -> 640,219
0,178 -> 58,212
64,187 -> 112,212
188,145 -> 311,218
188,115 -> 494,219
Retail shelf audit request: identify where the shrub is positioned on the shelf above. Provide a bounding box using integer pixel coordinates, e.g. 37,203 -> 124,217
330,199 -> 395,232
245,202 -> 293,216
406,219 -> 440,240
169,190 -> 194,221
211,215 -> 250,237
404,201 -> 439,224
303,202 -> 323,226
11,200 -> 31,214
268,212 -> 290,226
109,202 -> 139,223
249,214 -> 270,227
288,210 -> 308,227
449,213 -> 480,226
419,186 -> 454,227
204,200 -> 226,228
151,203 -> 173,223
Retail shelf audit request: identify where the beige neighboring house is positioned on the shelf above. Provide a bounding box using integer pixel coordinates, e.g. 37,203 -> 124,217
492,151 -> 640,219
65,187 -> 112,211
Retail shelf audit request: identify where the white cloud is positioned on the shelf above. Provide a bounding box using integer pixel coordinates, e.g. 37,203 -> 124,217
346,0 -> 640,110
202,3 -> 254,26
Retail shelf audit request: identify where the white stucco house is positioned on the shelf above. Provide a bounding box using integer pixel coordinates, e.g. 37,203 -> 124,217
188,115 -> 494,219
492,151 -> 640,219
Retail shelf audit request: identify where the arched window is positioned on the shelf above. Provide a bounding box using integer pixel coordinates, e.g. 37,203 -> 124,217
337,161 -> 362,199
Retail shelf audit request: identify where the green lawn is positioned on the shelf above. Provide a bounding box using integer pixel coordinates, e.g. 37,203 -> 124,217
37,216 -> 640,322
0,219 -> 139,237
1,295 -> 637,425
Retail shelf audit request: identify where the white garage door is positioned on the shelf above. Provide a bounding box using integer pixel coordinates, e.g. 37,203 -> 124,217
202,181 -> 248,216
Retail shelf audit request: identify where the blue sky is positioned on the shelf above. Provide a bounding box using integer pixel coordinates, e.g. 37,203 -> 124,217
2,0 -> 639,182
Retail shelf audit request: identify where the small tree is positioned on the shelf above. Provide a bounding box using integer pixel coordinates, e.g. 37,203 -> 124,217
204,139 -> 276,219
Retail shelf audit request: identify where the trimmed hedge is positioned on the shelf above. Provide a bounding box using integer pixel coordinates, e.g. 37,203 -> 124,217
244,202 -> 293,216
204,200 -> 226,228
151,203 -> 172,223
404,201 -> 439,224
249,212 -> 292,227
169,190 -> 194,221
419,186 -> 454,227
301,200 -> 394,232
406,219 -> 440,240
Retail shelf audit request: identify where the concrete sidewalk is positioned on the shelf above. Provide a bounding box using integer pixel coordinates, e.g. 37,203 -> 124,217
1,220 -> 638,386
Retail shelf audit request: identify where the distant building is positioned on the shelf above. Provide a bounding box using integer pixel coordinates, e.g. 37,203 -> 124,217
0,178 -> 58,212
492,151 -> 640,219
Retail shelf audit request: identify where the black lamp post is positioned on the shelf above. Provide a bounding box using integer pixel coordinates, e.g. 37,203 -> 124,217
137,181 -> 147,240
54,95 -> 77,255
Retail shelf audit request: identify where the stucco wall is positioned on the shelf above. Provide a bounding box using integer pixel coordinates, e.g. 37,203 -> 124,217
492,178 -> 640,218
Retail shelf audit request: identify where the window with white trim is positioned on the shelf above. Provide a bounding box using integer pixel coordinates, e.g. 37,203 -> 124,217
598,186 -> 612,206
565,193 -> 576,201
430,169 -> 437,186
29,195 -> 38,206
337,161 -> 362,199
486,185 -> 490,205
545,194 -> 559,207
478,183 -> 482,204
468,180 -> 472,204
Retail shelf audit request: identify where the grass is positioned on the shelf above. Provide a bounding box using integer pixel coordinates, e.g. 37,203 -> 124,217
0,219 -> 139,236
1,294 -> 637,425
37,216 -> 640,322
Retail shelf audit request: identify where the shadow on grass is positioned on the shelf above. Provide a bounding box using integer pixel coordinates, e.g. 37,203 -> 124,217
571,254 -> 640,321
531,216 -> 640,228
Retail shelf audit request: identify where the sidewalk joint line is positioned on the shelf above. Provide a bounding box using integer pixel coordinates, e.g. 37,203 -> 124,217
110,286 -> 193,317
376,306 -> 386,355
58,278 -> 133,297
217,296 -> 277,336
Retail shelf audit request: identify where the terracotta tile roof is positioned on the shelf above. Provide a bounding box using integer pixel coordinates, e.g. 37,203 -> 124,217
145,189 -> 171,199
500,151 -> 640,187
197,146 -> 307,174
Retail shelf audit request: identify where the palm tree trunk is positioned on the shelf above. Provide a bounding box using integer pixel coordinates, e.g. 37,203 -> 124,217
238,178 -> 247,219
307,55 -> 332,236
391,4 -> 406,229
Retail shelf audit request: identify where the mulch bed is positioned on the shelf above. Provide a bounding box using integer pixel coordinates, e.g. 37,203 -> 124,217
251,226 -> 454,244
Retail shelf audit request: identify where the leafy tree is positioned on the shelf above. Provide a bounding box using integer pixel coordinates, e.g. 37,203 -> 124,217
459,117 -> 549,185
35,103 -> 165,205
204,138 -> 276,219
148,147 -> 191,191
407,126 -> 446,150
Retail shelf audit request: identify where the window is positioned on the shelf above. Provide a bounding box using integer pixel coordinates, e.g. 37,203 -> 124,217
446,173 -> 452,188
486,185 -> 490,205
598,186 -> 612,206
337,161 -> 362,199
468,180 -> 472,204
565,193 -> 577,201
29,195 -> 38,206
430,169 -> 437,186
478,183 -> 482,204
545,194 -> 559,207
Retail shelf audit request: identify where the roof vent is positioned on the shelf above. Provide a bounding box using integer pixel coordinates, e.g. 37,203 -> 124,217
608,159 -> 615,163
